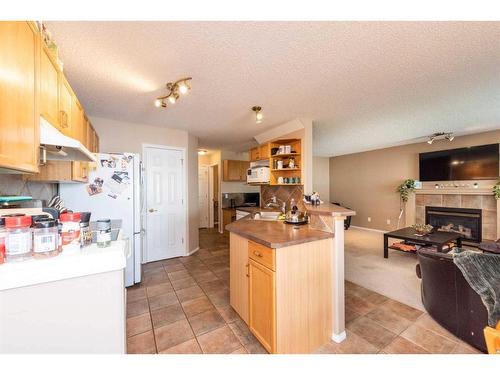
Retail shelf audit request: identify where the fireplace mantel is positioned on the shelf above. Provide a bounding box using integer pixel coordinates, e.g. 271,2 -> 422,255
415,188 -> 493,196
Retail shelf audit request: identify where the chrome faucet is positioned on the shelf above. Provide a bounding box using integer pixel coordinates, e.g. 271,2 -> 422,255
264,195 -> 286,213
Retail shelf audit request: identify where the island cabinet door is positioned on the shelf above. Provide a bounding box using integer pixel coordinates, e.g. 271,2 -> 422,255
229,233 -> 249,323
248,259 -> 276,353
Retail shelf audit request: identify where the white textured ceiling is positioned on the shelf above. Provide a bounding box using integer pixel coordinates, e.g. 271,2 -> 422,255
46,21 -> 500,156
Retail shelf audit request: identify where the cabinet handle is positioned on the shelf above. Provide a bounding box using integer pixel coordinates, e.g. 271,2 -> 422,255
246,264 -> 249,277
253,251 -> 262,257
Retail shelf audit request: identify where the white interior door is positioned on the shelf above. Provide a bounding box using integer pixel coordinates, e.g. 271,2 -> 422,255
198,165 -> 209,228
144,146 -> 186,262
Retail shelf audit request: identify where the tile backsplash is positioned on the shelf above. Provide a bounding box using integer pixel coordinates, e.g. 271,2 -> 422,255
0,175 -> 56,203
261,185 -> 305,211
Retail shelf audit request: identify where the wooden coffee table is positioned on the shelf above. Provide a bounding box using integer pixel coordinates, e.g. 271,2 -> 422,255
384,227 -> 462,258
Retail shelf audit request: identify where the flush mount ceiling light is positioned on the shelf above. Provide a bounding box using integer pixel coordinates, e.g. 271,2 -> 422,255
427,132 -> 454,145
198,149 -> 208,155
252,106 -> 263,124
154,77 -> 192,108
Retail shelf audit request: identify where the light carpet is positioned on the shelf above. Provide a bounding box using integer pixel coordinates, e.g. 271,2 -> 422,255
345,227 -> 424,311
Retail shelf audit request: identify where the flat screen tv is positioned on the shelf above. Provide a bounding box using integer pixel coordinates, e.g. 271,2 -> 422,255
419,143 -> 499,181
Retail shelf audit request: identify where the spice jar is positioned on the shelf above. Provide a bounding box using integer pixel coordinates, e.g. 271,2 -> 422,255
79,212 -> 92,248
5,215 -> 32,262
0,217 -> 6,264
96,219 -> 112,248
33,219 -> 59,259
60,212 -> 81,252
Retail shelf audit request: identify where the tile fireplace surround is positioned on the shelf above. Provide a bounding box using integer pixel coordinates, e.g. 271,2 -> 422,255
405,182 -> 499,241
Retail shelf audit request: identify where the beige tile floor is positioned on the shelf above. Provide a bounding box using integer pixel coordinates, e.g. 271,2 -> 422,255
126,228 -> 483,354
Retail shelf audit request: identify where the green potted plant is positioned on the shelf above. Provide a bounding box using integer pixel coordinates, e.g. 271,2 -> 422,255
397,179 -> 416,203
494,180 -> 500,200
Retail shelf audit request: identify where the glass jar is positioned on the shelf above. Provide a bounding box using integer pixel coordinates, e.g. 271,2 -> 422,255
32,219 -> 59,259
60,212 -> 81,252
0,217 -> 6,264
80,221 -> 92,248
5,215 -> 32,262
96,219 -> 112,248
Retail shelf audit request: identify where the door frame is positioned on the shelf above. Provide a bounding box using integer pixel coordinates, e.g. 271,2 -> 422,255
198,164 -> 209,228
142,143 -> 188,263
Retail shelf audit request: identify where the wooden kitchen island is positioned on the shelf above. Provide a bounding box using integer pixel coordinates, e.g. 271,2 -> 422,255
227,221 -> 332,354
226,202 -> 355,354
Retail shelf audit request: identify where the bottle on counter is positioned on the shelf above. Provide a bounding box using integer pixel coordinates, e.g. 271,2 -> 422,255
60,212 -> 81,253
32,219 -> 59,259
79,212 -> 92,248
96,219 -> 112,248
5,215 -> 32,262
0,217 -> 6,264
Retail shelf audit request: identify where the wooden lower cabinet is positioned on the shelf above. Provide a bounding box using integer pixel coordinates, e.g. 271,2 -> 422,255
229,234 -> 333,353
248,259 -> 276,353
229,233 -> 249,324
222,209 -> 236,233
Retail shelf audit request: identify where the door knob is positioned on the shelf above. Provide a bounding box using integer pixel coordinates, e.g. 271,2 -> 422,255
149,208 -> 157,213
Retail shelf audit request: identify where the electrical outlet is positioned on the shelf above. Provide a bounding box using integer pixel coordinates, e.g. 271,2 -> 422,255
387,219 -> 391,225
367,217 -> 371,222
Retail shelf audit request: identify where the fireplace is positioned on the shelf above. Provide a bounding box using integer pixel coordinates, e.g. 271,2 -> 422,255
425,206 -> 482,243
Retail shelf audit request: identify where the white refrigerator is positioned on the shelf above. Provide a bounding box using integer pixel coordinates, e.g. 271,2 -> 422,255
59,152 -> 143,287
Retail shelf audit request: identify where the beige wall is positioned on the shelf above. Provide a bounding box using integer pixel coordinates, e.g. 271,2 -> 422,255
91,116 -> 199,252
329,130 -> 500,231
313,156 -> 330,202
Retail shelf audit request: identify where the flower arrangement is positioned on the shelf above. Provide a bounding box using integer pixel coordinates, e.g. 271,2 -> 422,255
494,180 -> 500,200
397,179 -> 416,203
412,223 -> 433,236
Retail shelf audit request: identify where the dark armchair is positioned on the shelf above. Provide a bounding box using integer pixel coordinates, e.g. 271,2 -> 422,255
416,247 -> 488,352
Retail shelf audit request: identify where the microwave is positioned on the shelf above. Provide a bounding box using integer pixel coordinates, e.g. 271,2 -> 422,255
247,166 -> 270,184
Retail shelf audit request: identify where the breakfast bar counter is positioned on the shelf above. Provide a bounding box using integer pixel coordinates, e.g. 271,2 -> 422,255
225,219 -> 333,248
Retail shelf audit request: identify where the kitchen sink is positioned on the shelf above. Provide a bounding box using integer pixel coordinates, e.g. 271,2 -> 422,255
252,211 -> 281,221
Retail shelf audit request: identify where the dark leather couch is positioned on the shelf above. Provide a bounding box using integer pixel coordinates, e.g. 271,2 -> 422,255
416,247 -> 488,352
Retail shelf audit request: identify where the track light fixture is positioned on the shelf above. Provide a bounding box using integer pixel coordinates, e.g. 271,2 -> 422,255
155,77 -> 192,108
252,106 -> 263,124
427,132 -> 454,145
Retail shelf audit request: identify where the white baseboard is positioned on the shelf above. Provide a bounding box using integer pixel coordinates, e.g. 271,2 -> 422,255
187,247 -> 199,256
350,225 -> 388,234
331,331 -> 347,343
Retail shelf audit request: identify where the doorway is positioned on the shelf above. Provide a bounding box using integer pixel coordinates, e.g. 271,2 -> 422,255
209,164 -> 219,228
143,145 -> 187,262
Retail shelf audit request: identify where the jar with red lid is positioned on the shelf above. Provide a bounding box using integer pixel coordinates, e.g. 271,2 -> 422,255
5,215 -> 32,262
0,217 -> 6,264
60,212 -> 81,252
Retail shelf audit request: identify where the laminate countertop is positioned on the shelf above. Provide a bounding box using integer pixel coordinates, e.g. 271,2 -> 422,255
225,219 -> 333,248
304,202 -> 356,217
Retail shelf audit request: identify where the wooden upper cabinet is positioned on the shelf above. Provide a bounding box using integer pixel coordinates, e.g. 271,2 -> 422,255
0,21 -> 40,173
223,160 -> 249,182
249,259 -> 276,353
58,75 -> 73,137
40,45 -> 60,130
250,143 -> 270,161
250,147 -> 260,161
259,143 -> 270,159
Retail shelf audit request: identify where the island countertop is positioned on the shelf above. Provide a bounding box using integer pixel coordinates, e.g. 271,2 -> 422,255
225,219 -> 333,248
305,202 -> 356,217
